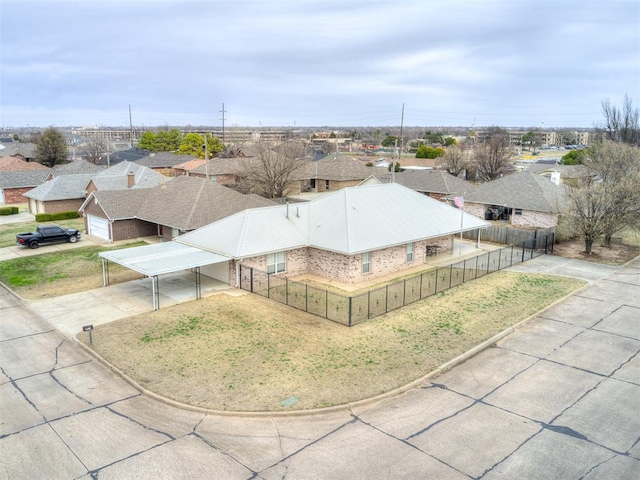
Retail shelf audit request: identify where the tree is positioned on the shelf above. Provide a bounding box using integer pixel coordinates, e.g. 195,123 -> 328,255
381,135 -> 398,148
79,136 -> 107,164
243,141 -> 309,198
424,131 -> 444,145
559,149 -> 587,165
176,133 -> 225,158
444,137 -> 457,147
470,134 -> 514,181
137,129 -> 182,152
415,145 -> 445,159
440,145 -> 468,176
564,142 -> 640,252
521,132 -> 538,152
599,94 -> 640,146
35,127 -> 68,167
388,161 -> 401,172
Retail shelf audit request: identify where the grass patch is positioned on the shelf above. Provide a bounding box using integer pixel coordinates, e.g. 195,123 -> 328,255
0,242 -> 147,298
82,271 -> 585,412
0,218 -> 85,248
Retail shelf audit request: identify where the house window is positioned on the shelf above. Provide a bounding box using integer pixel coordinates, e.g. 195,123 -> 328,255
325,180 -> 330,190
310,179 -> 316,189
362,252 -> 371,274
406,243 -> 414,262
266,252 -> 286,274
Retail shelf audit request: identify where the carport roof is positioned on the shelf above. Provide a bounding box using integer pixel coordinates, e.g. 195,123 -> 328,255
99,241 -> 229,276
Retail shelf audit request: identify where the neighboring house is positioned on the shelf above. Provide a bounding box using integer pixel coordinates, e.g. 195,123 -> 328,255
0,170 -> 53,204
300,155 -> 381,194
0,142 -> 37,162
23,174 -> 95,214
79,176 -> 275,242
522,163 -> 593,186
176,183 -> 489,286
53,159 -> 104,175
189,157 -> 247,186
85,161 -> 165,195
173,158 -> 206,176
98,147 -> 150,166
393,169 -> 473,201
24,161 -> 164,214
462,171 -> 567,229
0,156 -> 49,172
134,152 -> 196,176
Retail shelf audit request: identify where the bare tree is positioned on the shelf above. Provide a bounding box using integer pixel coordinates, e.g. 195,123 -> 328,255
242,141 -> 309,198
471,134 -> 515,182
79,136 -> 107,164
599,94 -> 640,146
439,145 -> 468,177
564,141 -> 640,253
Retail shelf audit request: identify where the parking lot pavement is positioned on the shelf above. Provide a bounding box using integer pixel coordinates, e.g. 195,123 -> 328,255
1,257 -> 639,478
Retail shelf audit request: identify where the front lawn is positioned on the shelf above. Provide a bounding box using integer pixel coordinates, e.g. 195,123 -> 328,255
81,271 -> 585,412
0,218 -> 85,248
0,243 -> 146,299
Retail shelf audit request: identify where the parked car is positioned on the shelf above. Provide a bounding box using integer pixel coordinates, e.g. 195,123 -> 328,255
16,224 -> 81,249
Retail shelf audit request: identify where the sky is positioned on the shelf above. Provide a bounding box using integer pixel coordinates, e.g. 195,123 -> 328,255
1,0 -> 639,129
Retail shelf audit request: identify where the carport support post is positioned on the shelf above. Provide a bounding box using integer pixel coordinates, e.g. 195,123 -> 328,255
195,267 -> 201,300
101,258 -> 110,286
151,275 -> 159,311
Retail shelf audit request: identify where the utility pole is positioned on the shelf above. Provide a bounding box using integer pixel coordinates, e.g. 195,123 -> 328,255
220,103 -> 227,144
204,132 -> 209,179
391,103 -> 405,183
129,104 -> 134,148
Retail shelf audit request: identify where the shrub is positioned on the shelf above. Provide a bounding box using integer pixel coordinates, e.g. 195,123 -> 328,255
35,213 -> 52,222
35,211 -> 79,222
0,206 -> 19,215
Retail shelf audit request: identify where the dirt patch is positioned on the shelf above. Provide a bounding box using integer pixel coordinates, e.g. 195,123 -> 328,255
81,271 -> 584,412
553,238 -> 640,265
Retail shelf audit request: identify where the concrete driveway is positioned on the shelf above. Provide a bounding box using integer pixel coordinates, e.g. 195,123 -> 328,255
1,256 -> 639,478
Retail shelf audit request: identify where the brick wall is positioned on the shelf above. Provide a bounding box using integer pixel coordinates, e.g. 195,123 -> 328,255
2,187 -> 32,204
511,210 -> 558,228
112,219 -> 158,241
464,202 -> 486,220
43,198 -> 85,214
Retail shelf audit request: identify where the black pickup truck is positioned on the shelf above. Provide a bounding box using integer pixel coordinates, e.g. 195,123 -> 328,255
16,225 -> 81,249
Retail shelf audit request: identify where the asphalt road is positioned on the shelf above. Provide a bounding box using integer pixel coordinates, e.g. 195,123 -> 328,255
1,256 -> 639,479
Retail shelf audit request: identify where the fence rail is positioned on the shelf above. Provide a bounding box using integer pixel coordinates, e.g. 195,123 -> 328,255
463,225 -> 555,250
240,234 -> 554,327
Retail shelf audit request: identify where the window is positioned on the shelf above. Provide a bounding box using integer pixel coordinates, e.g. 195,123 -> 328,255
267,251 -> 286,274
362,252 -> 371,274
325,180 -> 330,190
406,243 -> 414,262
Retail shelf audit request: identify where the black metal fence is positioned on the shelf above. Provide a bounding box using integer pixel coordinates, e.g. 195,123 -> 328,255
239,235 -> 554,327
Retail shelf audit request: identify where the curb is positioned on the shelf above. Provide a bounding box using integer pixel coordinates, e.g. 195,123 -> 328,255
75,281 -> 585,418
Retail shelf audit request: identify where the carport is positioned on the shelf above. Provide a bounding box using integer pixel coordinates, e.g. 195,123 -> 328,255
99,241 -> 230,310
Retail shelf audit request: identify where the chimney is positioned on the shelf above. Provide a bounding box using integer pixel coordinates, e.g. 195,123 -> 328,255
127,172 -> 135,188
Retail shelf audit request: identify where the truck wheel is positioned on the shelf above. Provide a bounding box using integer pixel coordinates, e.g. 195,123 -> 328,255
69,235 -> 78,243
29,241 -> 39,249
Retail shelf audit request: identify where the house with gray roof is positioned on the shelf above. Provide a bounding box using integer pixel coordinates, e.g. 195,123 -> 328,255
0,142 -> 37,161
53,159 -> 104,175
299,155 -> 380,194
462,171 -> 567,229
78,176 -> 275,242
85,161 -> 165,194
0,170 -> 53,204
393,169 -> 473,201
134,152 -> 196,175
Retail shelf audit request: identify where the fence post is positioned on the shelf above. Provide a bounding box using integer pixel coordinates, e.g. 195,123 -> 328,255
305,284 -> 308,311
544,235 -> 548,254
286,278 -> 289,305
250,267 -> 254,293
368,290 -> 371,319
385,285 -> 389,313
325,290 -> 328,318
462,259 -> 466,283
403,279 -> 406,306
510,245 -> 514,266
522,241 -> 526,262
348,296 -> 352,327
475,255 -> 479,279
434,268 -> 439,293
497,248 -> 502,271
267,274 -> 270,298
487,251 -> 491,274
420,273 -> 424,299
449,264 -> 453,288
531,239 -> 535,259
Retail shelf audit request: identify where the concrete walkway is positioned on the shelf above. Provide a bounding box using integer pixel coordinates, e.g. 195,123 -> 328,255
1,256 -> 639,478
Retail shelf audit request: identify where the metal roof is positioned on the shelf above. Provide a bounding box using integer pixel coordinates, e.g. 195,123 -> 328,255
178,183 -> 490,257
99,241 -> 230,277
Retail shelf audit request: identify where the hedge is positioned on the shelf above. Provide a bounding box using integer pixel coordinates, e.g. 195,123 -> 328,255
35,211 -> 80,222
0,206 -> 19,216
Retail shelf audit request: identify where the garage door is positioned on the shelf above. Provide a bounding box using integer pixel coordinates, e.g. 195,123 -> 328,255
87,215 -> 110,240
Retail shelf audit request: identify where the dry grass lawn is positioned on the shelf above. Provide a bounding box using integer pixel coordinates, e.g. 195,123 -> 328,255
81,271 -> 585,412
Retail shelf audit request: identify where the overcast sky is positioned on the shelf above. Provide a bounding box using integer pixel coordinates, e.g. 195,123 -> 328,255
1,0 -> 639,129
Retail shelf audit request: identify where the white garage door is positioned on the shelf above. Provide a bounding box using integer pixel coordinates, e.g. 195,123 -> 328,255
87,215 -> 110,240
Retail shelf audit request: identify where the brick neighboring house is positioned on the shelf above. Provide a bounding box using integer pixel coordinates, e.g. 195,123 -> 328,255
463,171 -> 567,229
393,169 -> 473,201
0,142 -> 37,162
0,170 -> 53,204
24,161 -> 164,215
134,152 -> 196,177
189,157 -> 247,186
173,159 -> 206,176
299,155 -> 380,194
79,176 -> 275,242
53,159 -> 104,175
176,183 -> 489,286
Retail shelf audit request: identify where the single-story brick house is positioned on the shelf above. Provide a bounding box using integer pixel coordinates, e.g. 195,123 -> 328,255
176,183 -> 489,286
79,176 -> 275,242
134,152 -> 196,177
393,169 -> 473,201
299,154 -> 381,194
0,170 -> 53,204
462,171 -> 567,229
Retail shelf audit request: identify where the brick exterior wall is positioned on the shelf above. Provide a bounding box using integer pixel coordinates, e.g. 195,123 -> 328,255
464,202 -> 486,220
111,219 -> 158,241
2,187 -> 31,204
511,210 -> 558,228
40,198 -> 84,214
85,181 -> 97,196
229,236 -> 454,286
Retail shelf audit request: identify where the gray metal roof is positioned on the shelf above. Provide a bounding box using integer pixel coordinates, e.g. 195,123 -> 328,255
178,183 -> 489,257
99,241 -> 229,277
